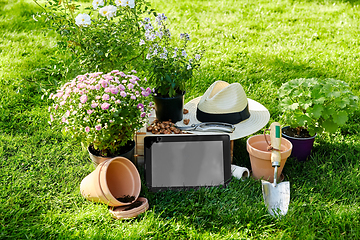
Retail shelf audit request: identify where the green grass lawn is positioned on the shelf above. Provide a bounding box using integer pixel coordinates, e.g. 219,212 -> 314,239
1,0 -> 360,239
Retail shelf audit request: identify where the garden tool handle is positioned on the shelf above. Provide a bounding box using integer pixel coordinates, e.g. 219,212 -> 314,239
270,122 -> 281,167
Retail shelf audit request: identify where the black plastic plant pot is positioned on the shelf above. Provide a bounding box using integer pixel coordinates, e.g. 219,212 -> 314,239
281,126 -> 317,162
153,92 -> 185,123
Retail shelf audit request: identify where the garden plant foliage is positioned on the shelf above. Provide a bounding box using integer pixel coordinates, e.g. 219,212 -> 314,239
1,0 -> 360,239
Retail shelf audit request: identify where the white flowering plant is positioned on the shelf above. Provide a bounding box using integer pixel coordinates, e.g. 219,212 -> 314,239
140,13 -> 204,97
48,70 -> 153,157
33,0 -> 155,73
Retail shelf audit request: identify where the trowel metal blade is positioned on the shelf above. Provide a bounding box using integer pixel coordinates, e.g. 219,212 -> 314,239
261,180 -> 290,217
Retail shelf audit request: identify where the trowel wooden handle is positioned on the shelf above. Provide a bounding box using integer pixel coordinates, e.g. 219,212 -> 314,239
270,122 -> 281,166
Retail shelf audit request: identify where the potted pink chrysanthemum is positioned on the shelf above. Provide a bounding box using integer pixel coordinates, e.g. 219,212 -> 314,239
48,70 -> 152,164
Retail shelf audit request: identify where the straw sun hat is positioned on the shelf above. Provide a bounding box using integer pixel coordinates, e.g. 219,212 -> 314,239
175,81 -> 270,140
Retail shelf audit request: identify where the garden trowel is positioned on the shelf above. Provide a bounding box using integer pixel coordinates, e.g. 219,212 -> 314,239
261,122 -> 290,217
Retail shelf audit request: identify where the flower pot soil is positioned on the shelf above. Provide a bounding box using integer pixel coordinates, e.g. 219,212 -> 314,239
123,200 -> 143,211
282,126 -> 312,138
89,140 -> 135,158
116,195 -> 136,203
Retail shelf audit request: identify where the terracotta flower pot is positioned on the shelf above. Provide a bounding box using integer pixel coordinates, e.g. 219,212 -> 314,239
80,156 -> 141,207
246,134 -> 292,182
88,140 -> 135,166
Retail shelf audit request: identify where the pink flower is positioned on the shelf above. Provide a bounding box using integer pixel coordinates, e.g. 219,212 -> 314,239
48,106 -> 51,112
60,101 -> 66,106
73,88 -> 79,93
104,87 -> 111,93
91,102 -> 98,108
120,91 -> 127,97
131,70 -> 137,73
50,114 -> 54,122
100,79 -> 108,88
127,83 -> 134,90
65,110 -> 70,117
85,126 -> 90,132
122,80 -> 127,84
95,84 -> 101,90
131,95 -> 136,100
140,112 -> 146,117
101,102 -> 110,110
119,84 -> 125,91
77,83 -> 86,89
111,70 -> 119,74
137,103 -> 144,109
77,75 -> 87,81
119,72 -> 126,77
102,94 -> 110,101
95,125 -> 102,131
79,103 -> 83,108
96,96 -> 101,100
80,95 -> 88,103
62,117 -> 68,123
115,100 -> 121,104
87,109 -> 94,115
54,104 -> 59,110
111,88 -> 119,94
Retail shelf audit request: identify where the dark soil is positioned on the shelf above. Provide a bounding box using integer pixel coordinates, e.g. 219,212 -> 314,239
123,201 -> 143,211
116,195 -> 136,203
89,141 -> 135,157
283,126 -> 313,138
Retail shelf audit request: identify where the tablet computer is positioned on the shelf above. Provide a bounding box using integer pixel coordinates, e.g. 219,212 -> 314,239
144,134 -> 231,192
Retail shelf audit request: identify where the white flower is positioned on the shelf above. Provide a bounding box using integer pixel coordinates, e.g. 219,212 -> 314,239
139,39 -> 145,45
75,13 -> 91,27
92,0 -> 104,10
187,65 -> 192,70
117,0 -> 135,8
99,5 -> 117,20
195,54 -> 201,60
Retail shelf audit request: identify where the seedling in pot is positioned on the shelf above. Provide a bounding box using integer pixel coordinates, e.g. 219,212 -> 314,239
279,78 -> 359,137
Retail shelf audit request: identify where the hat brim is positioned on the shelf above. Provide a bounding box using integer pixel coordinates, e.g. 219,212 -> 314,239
175,97 -> 270,140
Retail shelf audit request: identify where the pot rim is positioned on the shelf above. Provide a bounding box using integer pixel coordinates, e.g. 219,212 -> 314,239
246,134 -> 293,155
282,126 -> 317,140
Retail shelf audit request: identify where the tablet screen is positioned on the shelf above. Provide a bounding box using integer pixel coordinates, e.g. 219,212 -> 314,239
145,134 -> 231,191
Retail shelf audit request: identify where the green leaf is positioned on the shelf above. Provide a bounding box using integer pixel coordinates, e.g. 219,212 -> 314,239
334,97 -> 350,108
313,97 -> 326,104
322,119 -> 338,133
332,111 -> 348,126
296,114 -> 312,126
308,105 -> 323,118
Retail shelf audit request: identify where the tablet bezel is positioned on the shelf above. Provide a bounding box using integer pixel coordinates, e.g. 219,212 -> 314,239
144,134 -> 232,192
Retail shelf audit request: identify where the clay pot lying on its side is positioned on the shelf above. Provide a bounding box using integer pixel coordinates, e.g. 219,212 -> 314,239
80,156 -> 141,207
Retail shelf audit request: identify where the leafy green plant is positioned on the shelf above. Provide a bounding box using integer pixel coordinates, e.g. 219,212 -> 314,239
279,78 -> 359,136
48,70 -> 152,156
141,13 -> 204,97
33,0 -> 155,73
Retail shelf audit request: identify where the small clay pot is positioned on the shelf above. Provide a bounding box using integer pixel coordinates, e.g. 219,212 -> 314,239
80,157 -> 141,207
246,134 -> 292,182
